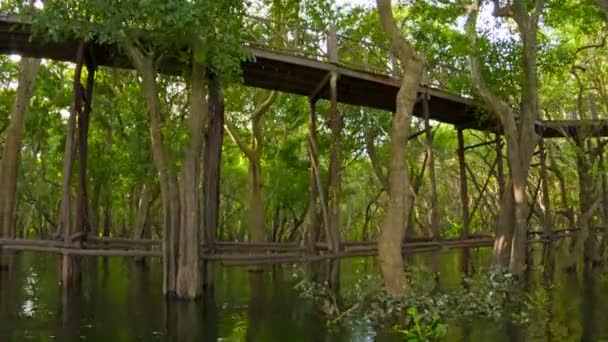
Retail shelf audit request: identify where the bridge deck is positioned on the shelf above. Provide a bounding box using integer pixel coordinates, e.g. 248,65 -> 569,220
0,14 -> 604,139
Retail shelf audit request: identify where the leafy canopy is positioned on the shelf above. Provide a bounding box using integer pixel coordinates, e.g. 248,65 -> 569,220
27,0 -> 247,79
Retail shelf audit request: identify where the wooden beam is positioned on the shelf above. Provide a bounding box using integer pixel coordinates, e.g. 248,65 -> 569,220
309,71 -> 332,104
457,129 -> 470,238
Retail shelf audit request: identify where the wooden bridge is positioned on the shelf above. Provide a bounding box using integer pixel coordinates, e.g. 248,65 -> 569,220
2,13 -> 607,138
0,13 -> 605,274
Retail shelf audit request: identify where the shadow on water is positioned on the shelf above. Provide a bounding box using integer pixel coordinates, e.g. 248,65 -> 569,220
1,244 -> 608,341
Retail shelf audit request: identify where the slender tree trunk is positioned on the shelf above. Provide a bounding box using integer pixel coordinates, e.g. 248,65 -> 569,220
422,91 -> 439,239
133,184 -> 151,240
405,151 -> 428,239
376,0 -> 424,296
75,65 -> 95,234
539,139 -> 553,236
90,181 -> 101,236
59,43 -> 86,287
0,57 -> 40,239
102,195 -> 112,237
574,138 -> 600,264
249,158 -> 264,243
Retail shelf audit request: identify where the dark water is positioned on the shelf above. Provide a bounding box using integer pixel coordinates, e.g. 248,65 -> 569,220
1,244 -> 607,341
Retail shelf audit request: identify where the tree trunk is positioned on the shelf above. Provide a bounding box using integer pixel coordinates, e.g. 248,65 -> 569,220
376,0 -> 424,296
494,182 -> 514,267
123,42 -> 179,296
539,139 -> 553,236
0,57 -> 40,239
203,73 -> 225,290
574,138 -> 600,264
175,60 -> 206,299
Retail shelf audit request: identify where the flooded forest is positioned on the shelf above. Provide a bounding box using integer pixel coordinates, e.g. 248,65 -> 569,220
2,0 -> 608,340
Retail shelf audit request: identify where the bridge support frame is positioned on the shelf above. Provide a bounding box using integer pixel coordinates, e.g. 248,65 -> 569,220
61,42 -> 97,289
457,128 -> 470,239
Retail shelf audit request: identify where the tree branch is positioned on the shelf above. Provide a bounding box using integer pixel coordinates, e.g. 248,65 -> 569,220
376,0 -> 423,65
251,90 -> 277,152
466,0 -> 519,139
252,91 -> 277,126
492,0 -> 513,17
224,118 -> 255,160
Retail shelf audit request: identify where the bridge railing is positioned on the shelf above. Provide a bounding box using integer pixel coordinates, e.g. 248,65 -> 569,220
336,34 -> 396,75
242,15 -> 397,76
242,15 -> 327,61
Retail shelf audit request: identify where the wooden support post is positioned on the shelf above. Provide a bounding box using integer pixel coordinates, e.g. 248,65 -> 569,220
457,129 -> 470,238
75,60 -> 96,234
307,100 -> 321,252
202,73 -> 224,290
422,88 -> 439,240
496,134 -> 505,198
539,138 -> 553,237
601,146 -> 608,227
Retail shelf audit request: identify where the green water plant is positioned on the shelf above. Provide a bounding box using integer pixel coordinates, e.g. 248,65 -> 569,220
392,307 -> 447,342
295,266 -> 534,335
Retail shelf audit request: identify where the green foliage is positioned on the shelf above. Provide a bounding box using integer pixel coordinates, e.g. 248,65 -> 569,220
27,0 -> 248,81
392,307 -> 447,342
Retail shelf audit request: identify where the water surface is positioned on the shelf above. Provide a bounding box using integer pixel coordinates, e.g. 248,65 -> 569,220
1,244 -> 607,341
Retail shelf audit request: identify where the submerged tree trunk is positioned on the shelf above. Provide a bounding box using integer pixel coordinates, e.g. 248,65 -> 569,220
467,0 -> 543,276
123,43 -> 180,296
376,0 -> 424,296
0,57 -> 40,239
175,60 -> 206,299
125,43 -> 207,299
203,73 -> 225,290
